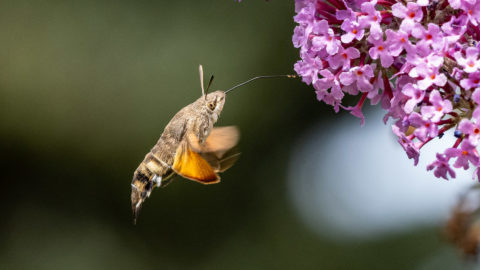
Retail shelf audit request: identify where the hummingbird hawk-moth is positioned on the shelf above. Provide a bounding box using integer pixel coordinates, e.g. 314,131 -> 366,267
130,65 -> 295,223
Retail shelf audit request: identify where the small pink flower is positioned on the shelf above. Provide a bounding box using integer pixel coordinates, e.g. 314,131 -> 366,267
416,69 -> 447,90
462,1 -> 480,26
340,19 -> 365,43
314,69 -> 344,111
412,23 -> 445,51
441,15 -> 468,41
327,46 -> 360,70
427,153 -> 456,180
408,112 -> 438,141
383,86 -> 409,124
408,52 -> 444,71
392,125 -> 420,165
385,29 -> 414,56
293,1 -> 315,23
368,35 -> 393,68
311,20 -> 341,55
458,119 -> 480,146
392,2 -> 423,30
445,141 -> 480,170
294,53 -> 324,85
420,90 -> 452,122
358,1 -> 383,39
454,47 -> 480,73
339,64 -> 375,92
401,83 -> 425,113
460,71 -> 480,90
408,53 -> 446,90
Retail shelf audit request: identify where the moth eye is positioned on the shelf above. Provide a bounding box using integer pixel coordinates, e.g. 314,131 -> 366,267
208,102 -> 215,111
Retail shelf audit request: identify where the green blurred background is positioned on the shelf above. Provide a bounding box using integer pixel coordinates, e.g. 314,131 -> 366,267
0,1 -> 473,269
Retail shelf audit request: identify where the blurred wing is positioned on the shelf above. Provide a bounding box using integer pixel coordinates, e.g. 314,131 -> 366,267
201,148 -> 240,173
188,126 -> 240,157
172,140 -> 220,184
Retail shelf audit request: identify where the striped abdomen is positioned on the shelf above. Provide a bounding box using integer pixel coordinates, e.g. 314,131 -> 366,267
131,135 -> 180,222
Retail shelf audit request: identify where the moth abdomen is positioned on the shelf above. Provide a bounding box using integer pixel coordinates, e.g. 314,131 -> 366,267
131,149 -> 174,223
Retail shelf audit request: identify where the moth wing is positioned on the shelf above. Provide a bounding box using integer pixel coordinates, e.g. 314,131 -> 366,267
201,148 -> 240,173
172,139 -> 220,184
205,126 -> 240,154
189,126 -> 240,158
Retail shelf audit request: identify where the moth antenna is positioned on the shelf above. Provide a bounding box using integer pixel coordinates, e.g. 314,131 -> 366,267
224,74 -> 297,94
205,75 -> 214,95
199,64 -> 206,98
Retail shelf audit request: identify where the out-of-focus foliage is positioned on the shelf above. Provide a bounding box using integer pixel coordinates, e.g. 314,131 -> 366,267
0,1 -> 473,269
445,186 -> 480,258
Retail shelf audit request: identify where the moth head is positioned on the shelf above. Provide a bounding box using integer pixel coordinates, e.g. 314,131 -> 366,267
204,90 -> 225,117
198,65 -> 225,119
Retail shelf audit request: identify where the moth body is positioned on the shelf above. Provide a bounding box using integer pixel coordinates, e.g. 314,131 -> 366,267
129,65 -> 297,223
131,90 -> 237,223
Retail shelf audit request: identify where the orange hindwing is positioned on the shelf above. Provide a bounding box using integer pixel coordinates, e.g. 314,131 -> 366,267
172,140 -> 220,184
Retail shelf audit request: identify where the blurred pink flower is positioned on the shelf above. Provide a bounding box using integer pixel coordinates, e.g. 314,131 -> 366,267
427,154 -> 456,180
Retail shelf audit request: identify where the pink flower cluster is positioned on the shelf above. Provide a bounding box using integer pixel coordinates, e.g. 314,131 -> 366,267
293,0 -> 480,180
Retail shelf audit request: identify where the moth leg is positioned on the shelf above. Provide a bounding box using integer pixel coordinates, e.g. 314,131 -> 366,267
152,174 -> 162,187
160,169 -> 176,188
162,176 -> 177,188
